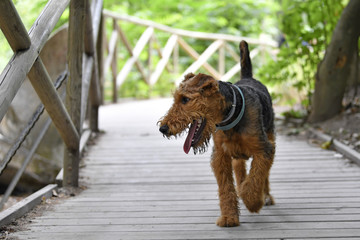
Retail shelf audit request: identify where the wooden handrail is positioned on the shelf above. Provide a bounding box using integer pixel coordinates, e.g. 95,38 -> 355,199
103,10 -> 278,47
28,58 -> 80,150
0,0 -> 104,191
102,10 -> 277,96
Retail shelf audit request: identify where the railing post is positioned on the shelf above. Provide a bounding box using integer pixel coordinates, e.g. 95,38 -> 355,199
98,14 -> 105,105
64,0 -> 86,187
219,43 -> 225,76
111,20 -> 118,103
173,41 -> 179,74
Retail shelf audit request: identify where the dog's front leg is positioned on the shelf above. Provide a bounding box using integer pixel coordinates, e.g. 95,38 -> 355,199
211,148 -> 239,227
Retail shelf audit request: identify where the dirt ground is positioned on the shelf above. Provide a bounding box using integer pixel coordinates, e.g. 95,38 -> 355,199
276,103 -> 360,153
0,187 -> 84,240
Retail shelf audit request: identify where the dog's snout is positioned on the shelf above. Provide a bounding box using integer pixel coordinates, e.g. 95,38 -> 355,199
159,125 -> 169,135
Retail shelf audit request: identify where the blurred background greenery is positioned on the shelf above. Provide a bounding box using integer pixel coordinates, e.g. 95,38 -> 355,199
0,0 -> 349,113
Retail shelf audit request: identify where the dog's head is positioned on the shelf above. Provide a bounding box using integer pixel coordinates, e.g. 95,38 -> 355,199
158,73 -> 225,154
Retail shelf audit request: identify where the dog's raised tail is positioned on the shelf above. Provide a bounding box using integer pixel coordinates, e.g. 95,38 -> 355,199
239,40 -> 252,79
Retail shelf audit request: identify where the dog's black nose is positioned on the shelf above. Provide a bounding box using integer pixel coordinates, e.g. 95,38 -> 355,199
159,125 -> 169,135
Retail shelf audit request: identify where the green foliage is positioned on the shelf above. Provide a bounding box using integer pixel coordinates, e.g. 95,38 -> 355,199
1,0 -> 351,106
0,0 -> 68,72
258,0 -> 348,111
103,0 -> 280,100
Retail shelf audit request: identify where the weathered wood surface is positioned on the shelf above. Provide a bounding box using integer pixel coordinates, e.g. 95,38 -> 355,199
0,0 -> 69,122
63,0 -> 86,187
11,99 -> 360,239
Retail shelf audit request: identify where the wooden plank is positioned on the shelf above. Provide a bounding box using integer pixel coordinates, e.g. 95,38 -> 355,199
90,0 -> 103,46
31,213 -> 360,225
173,41 -> 179,74
115,23 -> 147,81
37,208 -> 360,218
116,27 -> 154,87
103,10 -> 278,47
103,29 -> 118,79
177,37 -> 221,79
64,0 -> 86,187
43,202 -> 360,212
110,25 -> 118,102
27,58 -> 79,150
96,9 -> 105,107
0,184 -> 56,227
152,34 -> 173,73
0,0 -> 31,51
0,0 -> 69,122
176,39 -> 224,85
218,44 -> 225,76
11,228 -> 360,240
149,34 -> 178,85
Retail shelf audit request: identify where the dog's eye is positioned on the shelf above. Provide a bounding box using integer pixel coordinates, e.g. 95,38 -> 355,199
181,96 -> 190,104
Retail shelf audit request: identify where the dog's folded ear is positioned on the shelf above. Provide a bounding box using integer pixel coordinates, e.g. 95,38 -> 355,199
183,73 -> 195,82
199,79 -> 219,96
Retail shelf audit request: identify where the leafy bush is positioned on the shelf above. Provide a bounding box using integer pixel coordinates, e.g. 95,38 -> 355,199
258,0 -> 348,111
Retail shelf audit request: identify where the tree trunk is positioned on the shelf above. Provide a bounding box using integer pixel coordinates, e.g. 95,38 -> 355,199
309,0 -> 360,123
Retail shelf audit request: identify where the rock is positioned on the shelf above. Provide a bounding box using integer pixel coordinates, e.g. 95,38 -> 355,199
0,26 -> 68,190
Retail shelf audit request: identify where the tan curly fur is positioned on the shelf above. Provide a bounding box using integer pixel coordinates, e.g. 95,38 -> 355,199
159,41 -> 275,227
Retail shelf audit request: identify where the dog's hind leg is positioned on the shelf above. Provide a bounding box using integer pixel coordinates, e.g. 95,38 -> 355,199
211,148 -> 239,227
264,132 -> 275,206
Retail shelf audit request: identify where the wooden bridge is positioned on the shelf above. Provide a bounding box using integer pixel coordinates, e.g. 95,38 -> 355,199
7,99 -> 360,239
1,0 -> 360,239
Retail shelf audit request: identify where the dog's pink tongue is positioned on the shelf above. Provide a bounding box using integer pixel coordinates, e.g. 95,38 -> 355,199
183,120 -> 198,154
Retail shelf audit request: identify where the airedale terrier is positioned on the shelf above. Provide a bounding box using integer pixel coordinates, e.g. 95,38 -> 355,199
158,41 -> 275,227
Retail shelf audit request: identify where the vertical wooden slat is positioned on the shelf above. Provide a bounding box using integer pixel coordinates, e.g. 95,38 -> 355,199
97,14 -> 105,106
147,34 -> 153,85
218,44 -> 225,76
111,20 -> 118,103
115,23 -> 147,81
173,41 -> 179,74
116,27 -> 154,87
89,0 -> 104,133
64,0 -> 86,187
149,34 -> 178,85
28,58 -> 79,150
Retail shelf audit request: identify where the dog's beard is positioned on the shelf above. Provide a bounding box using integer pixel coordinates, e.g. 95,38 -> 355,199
192,136 -> 210,154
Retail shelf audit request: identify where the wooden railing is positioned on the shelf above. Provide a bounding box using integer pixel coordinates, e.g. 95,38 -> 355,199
102,10 -> 277,101
0,0 -> 103,208
0,3 -> 277,209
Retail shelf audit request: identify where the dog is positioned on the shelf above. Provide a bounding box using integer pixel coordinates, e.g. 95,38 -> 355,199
158,40 -> 275,227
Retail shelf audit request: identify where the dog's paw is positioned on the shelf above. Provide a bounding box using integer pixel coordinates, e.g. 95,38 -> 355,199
216,215 -> 240,227
264,194 -> 275,206
240,179 -> 264,213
